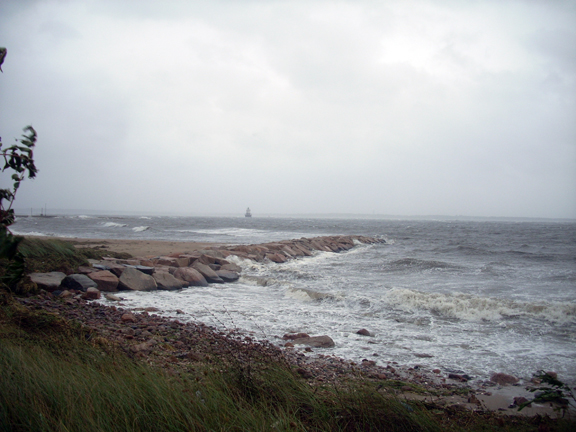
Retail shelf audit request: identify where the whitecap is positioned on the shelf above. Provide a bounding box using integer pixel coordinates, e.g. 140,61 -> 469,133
132,226 -> 150,232
383,288 -> 576,324
101,222 -> 127,228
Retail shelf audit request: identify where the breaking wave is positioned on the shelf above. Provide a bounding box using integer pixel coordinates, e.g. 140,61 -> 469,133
132,226 -> 150,232
101,222 -> 127,228
383,288 -> 576,324
385,258 -> 461,271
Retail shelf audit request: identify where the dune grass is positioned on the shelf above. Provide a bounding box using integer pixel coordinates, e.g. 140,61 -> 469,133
2,298 -> 574,432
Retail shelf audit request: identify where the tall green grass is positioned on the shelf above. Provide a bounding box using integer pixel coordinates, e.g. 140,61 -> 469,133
1,298 -> 573,431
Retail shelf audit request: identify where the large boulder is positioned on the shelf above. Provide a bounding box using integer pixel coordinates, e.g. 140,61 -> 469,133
266,253 -> 287,263
220,262 -> 242,273
28,272 -> 66,291
490,373 -> 519,386
87,270 -> 119,292
118,267 -> 157,291
153,271 -> 185,290
173,267 -> 208,287
93,261 -> 126,277
291,335 -> 335,348
215,270 -> 240,282
123,264 -> 155,275
153,256 -> 189,267
191,261 -> 224,284
61,274 -> 98,292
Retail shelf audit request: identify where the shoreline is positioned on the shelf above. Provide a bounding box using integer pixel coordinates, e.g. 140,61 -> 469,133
23,235 -> 575,417
27,236 -> 226,257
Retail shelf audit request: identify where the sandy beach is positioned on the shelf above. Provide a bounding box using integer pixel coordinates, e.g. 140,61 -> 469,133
42,237 -> 225,258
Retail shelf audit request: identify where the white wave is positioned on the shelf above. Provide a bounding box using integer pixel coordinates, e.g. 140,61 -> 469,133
383,288 -> 576,324
179,228 -> 269,237
77,215 -> 94,219
286,287 -> 334,301
139,216 -> 151,220
132,226 -> 150,232
101,222 -> 127,228
11,230 -> 48,237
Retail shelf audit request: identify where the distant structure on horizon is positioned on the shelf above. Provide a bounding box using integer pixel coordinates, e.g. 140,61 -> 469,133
245,207 -> 252,217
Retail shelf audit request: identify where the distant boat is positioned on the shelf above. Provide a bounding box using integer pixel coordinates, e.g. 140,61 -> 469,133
245,207 -> 252,217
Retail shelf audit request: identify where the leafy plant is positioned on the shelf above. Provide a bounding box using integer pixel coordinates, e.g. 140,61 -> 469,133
518,371 -> 576,416
0,46 -> 39,291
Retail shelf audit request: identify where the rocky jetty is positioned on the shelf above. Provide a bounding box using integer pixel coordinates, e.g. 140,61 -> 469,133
29,235 -> 385,296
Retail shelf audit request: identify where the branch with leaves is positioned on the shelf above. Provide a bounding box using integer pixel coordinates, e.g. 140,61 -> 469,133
0,126 -> 38,227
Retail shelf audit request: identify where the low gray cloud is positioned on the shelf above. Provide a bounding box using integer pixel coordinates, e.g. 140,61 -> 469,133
1,0 -> 574,218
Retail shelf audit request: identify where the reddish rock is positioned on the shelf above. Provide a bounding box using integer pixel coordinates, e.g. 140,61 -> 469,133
173,267 -> 208,287
283,333 -> 310,340
490,373 -> 519,386
220,262 -> 242,273
357,329 -> 371,336
121,313 -> 136,323
266,253 -> 287,263
191,261 -> 223,283
83,287 -> 101,300
87,270 -> 119,292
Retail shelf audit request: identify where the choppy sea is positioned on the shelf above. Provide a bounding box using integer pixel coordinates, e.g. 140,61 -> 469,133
12,215 -> 576,385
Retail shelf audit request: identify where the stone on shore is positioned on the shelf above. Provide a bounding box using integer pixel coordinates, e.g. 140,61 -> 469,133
83,287 -> 101,300
61,274 -> 98,292
87,270 -> 119,292
291,335 -> 335,348
220,262 -> 242,273
357,329 -> 372,336
191,261 -> 224,284
28,272 -> 66,291
118,267 -> 158,291
490,373 -> 519,386
215,270 -> 240,282
153,271 -> 185,290
173,267 -> 208,287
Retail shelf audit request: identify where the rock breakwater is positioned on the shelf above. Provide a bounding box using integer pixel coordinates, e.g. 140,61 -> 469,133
29,235 -> 385,295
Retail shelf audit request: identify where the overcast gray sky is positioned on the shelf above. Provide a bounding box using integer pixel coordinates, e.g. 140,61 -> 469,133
1,0 -> 574,218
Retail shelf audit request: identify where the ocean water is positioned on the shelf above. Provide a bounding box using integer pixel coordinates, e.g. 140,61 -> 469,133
12,215 -> 576,385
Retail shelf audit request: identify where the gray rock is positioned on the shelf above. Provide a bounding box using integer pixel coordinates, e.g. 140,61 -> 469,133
29,272 -> 66,291
215,270 -> 240,282
61,274 -> 98,292
118,267 -> 157,291
123,264 -> 155,275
